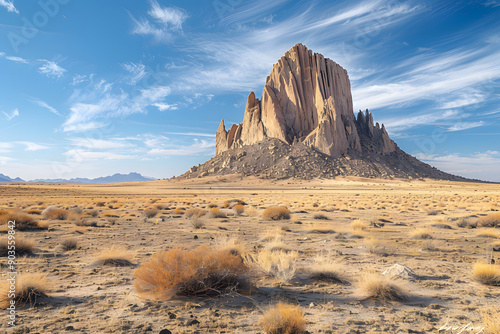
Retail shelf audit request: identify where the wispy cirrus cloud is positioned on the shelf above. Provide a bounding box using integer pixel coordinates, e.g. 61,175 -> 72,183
63,78 -> 172,132
5,56 -> 28,63
29,98 -> 61,116
131,0 -> 187,42
0,0 -> 18,14
38,60 -> 66,78
447,121 -> 485,132
3,108 -> 19,120
16,142 -> 49,151
122,62 -> 148,85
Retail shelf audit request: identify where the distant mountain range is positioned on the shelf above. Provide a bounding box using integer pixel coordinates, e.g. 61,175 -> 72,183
0,172 -> 156,183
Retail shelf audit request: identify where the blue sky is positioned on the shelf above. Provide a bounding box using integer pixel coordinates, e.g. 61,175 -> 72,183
0,0 -> 499,181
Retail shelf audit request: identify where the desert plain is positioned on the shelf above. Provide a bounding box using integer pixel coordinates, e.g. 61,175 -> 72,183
0,175 -> 499,333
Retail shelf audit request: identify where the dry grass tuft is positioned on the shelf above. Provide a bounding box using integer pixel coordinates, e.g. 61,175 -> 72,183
94,248 -> 135,267
262,207 -> 291,221
481,307 -> 500,334
245,249 -> 298,281
185,208 -> 207,218
351,220 -> 368,230
43,206 -> 69,220
364,237 -> 391,256
173,208 -> 185,215
473,262 -> 500,286
358,273 -> 409,301
26,209 -> 42,215
0,236 -> 36,256
308,254 -> 344,284
478,213 -> 500,227
134,246 -> 248,299
60,238 -> 78,251
0,211 -> 45,231
260,302 -> 306,334
233,204 -> 245,216
410,228 -> 433,239
209,207 -> 227,218
143,208 -> 158,218
0,273 -> 51,308
191,218 -> 205,229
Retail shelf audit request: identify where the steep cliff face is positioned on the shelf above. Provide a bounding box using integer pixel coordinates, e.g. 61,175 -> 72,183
215,43 -> 396,157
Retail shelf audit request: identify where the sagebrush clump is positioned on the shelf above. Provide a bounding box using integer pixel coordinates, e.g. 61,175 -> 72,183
134,246 -> 248,299
260,303 -> 306,334
262,207 -> 291,220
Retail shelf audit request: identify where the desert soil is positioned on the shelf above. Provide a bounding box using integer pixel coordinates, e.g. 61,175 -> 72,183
0,175 -> 499,333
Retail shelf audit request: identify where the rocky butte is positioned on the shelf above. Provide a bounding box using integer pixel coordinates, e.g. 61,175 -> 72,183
183,44 -> 467,181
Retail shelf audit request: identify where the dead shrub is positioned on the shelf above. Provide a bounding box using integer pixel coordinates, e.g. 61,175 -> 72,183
134,246 -> 248,299
209,207 -> 227,218
262,207 -> 291,221
185,208 -> 207,218
481,307 -> 500,334
0,273 -> 51,308
260,303 -> 306,334
313,214 -> 329,220
60,238 -> 78,251
144,209 -> 158,218
233,204 -> 245,216
473,262 -> 500,286
0,236 -> 35,256
43,207 -> 68,220
0,212 -> 44,231
478,213 -> 500,227
358,273 -> 409,301
191,218 -> 205,229
245,249 -> 297,281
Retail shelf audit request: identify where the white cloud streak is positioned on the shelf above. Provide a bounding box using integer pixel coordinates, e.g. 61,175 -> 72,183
38,60 -> 66,78
30,98 -> 61,116
3,108 -> 19,120
0,0 -> 18,14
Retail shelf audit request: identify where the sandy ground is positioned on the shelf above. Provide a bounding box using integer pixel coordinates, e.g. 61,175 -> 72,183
0,175 -> 499,333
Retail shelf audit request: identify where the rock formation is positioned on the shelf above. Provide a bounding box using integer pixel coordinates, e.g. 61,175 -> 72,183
215,43 -> 396,158
182,44 -> 469,181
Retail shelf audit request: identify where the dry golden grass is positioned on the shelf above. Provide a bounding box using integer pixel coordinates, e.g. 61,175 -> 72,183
262,207 -> 291,220
185,208 -> 207,218
245,249 -> 298,281
0,211 -> 45,231
308,254 -> 343,283
481,307 -> 500,334
260,303 -> 306,334
26,209 -> 42,215
473,262 -> 500,286
43,207 -> 69,220
214,236 -> 246,256
143,208 -> 158,218
233,204 -> 245,216
358,273 -> 409,301
410,228 -> 433,239
0,235 -> 36,256
173,208 -> 185,215
0,273 -> 51,308
134,246 -> 248,299
94,248 -> 135,267
209,207 -> 227,218
351,219 -> 368,230
364,237 -> 391,256
60,238 -> 78,251
478,213 -> 500,227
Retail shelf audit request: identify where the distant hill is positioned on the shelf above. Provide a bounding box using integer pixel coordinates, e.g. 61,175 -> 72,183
0,173 -> 26,183
0,172 -> 156,183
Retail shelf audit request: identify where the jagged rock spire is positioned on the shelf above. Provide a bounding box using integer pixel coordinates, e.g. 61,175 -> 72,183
215,43 -> 396,157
